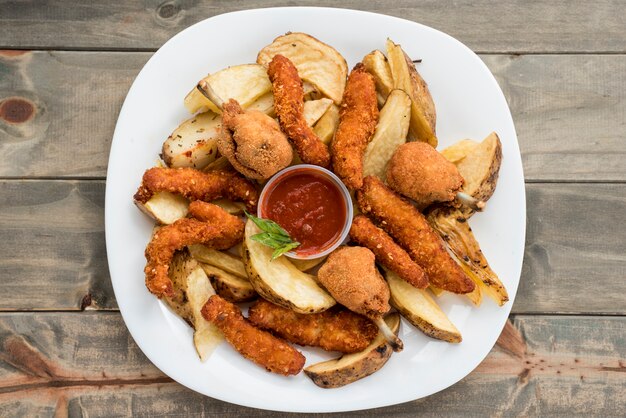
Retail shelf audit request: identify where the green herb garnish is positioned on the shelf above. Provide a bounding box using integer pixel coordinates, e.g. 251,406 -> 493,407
244,211 -> 300,259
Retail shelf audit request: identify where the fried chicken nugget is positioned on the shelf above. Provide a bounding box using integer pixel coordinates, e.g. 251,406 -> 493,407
350,215 -> 429,289
248,299 -> 378,353
144,204 -> 244,297
267,54 -> 331,168
357,176 -> 475,294
202,295 -> 305,376
134,167 -> 259,211
331,63 -> 379,190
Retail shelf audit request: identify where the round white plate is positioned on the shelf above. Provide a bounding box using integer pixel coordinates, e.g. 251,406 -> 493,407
105,7 -> 525,413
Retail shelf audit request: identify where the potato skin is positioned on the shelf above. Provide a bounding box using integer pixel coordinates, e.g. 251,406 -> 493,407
202,265 -> 257,303
391,300 -> 461,343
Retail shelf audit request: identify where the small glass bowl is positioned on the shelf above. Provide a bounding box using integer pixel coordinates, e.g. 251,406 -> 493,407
257,164 -> 353,260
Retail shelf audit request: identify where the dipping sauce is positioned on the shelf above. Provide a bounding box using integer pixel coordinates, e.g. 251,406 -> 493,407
260,169 -> 348,257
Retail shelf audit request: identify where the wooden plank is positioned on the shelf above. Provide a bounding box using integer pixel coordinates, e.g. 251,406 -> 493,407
0,313 -> 624,417
0,1 -> 625,53
2,51 -> 625,181
1,180 -> 625,314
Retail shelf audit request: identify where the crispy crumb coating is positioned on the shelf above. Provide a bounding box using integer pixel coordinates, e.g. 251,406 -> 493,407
331,63 -> 379,190
318,246 -> 390,319
350,215 -> 429,289
134,167 -> 258,211
248,299 -> 378,353
356,176 -> 474,294
201,295 -> 305,376
144,204 -> 244,297
267,54 -> 331,168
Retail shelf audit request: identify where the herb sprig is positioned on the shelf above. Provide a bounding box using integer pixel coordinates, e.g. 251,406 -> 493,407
245,211 -> 300,259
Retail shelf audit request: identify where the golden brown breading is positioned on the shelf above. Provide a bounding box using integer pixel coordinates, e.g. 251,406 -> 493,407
267,54 -> 331,168
201,295 -> 305,376
330,63 -> 379,190
219,99 -> 293,180
248,299 -> 378,353
357,176 -> 475,294
349,215 -> 429,289
386,142 -> 464,209
144,206 -> 244,297
133,167 -> 258,211
318,246 -> 390,319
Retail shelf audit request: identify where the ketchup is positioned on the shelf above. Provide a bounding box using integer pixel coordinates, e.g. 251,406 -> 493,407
261,170 -> 347,256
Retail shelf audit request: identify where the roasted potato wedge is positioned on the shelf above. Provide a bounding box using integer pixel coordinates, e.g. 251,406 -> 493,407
362,49 -> 394,106
304,313 -> 400,388
246,92 -> 275,116
312,103 -> 340,145
290,255 -> 327,272
209,199 -> 245,215
257,32 -> 348,104
136,191 -> 189,225
200,263 -> 257,303
184,64 -> 272,114
303,98 -> 334,126
161,112 -> 220,169
427,206 -> 508,306
363,89 -> 411,179
163,251 -> 196,325
202,156 -> 231,172
385,269 -> 462,343
242,221 -> 336,314
441,139 -> 479,164
456,132 -> 503,205
386,39 -> 437,147
188,245 -> 247,278
429,285 -> 444,297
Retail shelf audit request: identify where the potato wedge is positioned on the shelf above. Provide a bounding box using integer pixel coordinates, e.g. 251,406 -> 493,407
199,263 -> 256,303
163,251 -> 196,325
210,199 -> 246,215
242,221 -> 335,314
386,39 -> 437,147
136,191 -> 189,225
202,156 -> 231,172
303,98 -> 334,127
257,32 -> 348,104
304,313 -> 400,388
363,89 -> 411,179
312,103 -> 340,145
246,92 -> 275,116
456,132 -> 503,205
184,64 -> 272,114
385,269 -> 462,343
429,285 -> 444,297
188,245 -> 247,279
290,255 -> 327,272
362,50 -> 394,106
161,112 -> 220,169
441,139 -> 479,164
427,206 -> 508,306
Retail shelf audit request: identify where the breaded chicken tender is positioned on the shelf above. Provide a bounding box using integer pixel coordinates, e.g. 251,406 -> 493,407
202,295 -> 305,376
350,215 -> 429,289
331,63 -> 379,190
357,176 -> 474,294
134,167 -> 259,211
268,54 -> 331,168
144,204 -> 244,297
318,246 -> 390,319
219,99 -> 293,180
248,299 -> 378,353
386,142 -> 464,209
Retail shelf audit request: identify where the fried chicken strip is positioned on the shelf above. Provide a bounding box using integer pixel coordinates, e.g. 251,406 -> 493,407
350,215 -> 429,289
248,299 -> 378,353
357,176 -> 475,294
202,295 -> 305,376
144,204 -> 244,297
134,167 -> 259,211
267,54 -> 331,168
330,63 -> 379,190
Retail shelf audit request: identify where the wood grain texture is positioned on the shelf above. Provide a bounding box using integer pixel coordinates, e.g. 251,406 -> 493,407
0,313 -> 624,417
1,180 -> 624,314
1,1 -> 625,53
1,51 -> 625,181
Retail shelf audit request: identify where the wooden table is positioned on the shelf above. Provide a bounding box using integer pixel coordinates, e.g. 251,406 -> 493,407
1,2 -> 624,416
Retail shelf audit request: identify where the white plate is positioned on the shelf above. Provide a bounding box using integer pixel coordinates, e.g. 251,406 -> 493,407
105,7 -> 525,413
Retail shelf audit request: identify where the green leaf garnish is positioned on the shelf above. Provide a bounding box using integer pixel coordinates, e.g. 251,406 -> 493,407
245,211 -> 300,259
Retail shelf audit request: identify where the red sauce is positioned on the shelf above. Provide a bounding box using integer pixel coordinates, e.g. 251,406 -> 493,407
261,170 -> 347,256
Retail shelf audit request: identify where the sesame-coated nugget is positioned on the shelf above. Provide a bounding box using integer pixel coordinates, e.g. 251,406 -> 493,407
267,54 -> 331,168
350,215 -> 429,289
202,295 -> 305,376
248,299 -> 378,353
357,176 -> 474,294
331,63 -> 379,190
